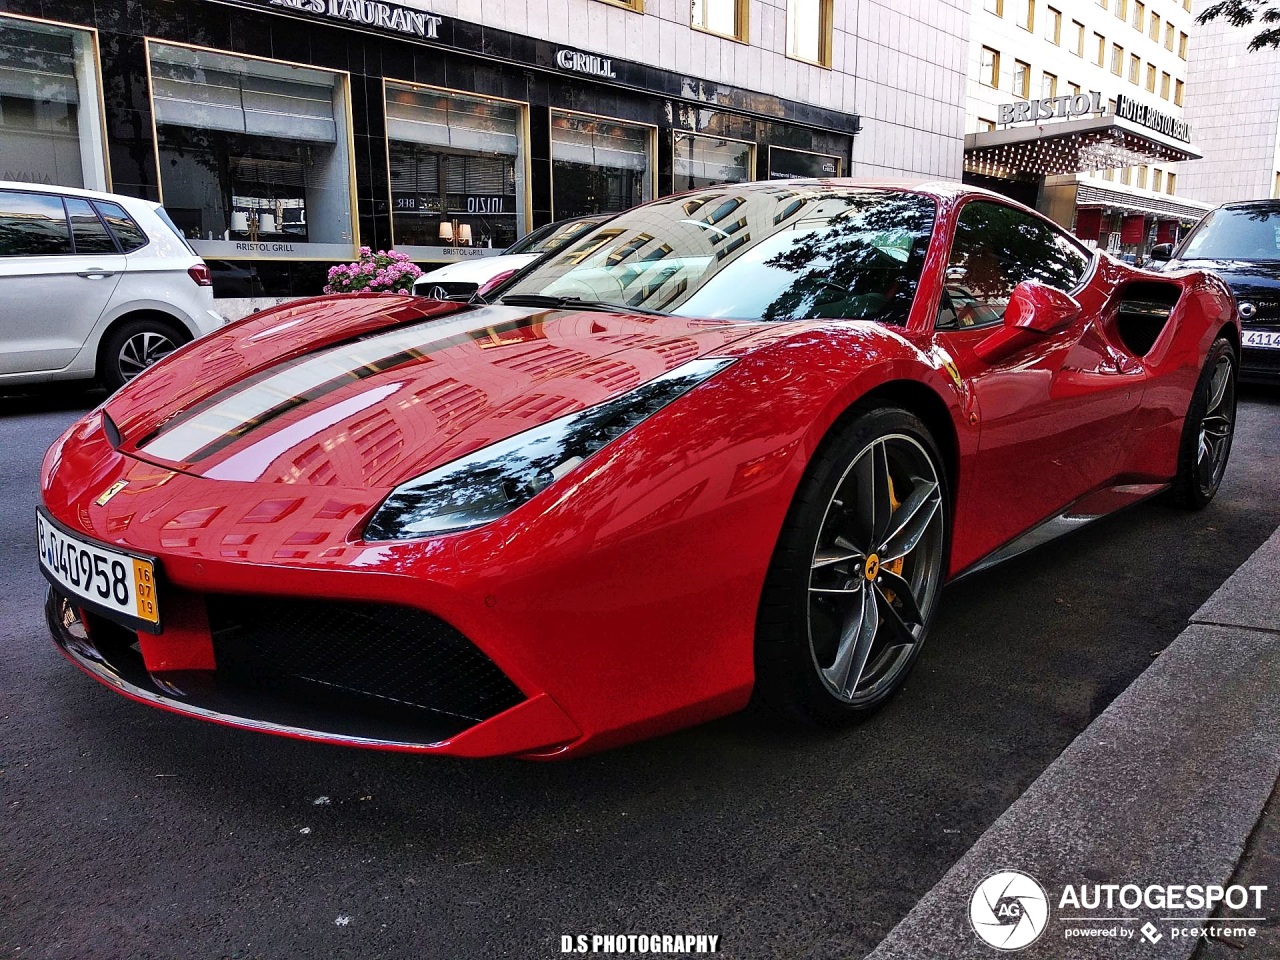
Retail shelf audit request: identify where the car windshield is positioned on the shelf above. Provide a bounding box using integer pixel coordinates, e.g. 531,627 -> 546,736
498,187 -> 937,324
504,217 -> 603,256
1179,207 -> 1280,262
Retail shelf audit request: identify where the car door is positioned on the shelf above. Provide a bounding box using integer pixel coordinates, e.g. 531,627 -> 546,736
935,200 -> 1142,564
0,191 -> 124,376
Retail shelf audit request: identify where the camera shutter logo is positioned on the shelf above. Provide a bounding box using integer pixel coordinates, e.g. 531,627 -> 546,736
970,871 -> 1050,951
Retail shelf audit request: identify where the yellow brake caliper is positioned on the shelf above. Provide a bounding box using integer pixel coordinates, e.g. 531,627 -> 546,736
882,476 -> 905,602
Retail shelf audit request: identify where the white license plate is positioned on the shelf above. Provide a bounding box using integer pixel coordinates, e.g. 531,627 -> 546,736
1243,330 -> 1280,349
37,511 -> 160,631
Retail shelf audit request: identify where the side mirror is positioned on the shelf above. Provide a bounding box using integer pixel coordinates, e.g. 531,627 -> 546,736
1149,243 -> 1174,262
974,282 -> 1081,363
1005,280 -> 1081,333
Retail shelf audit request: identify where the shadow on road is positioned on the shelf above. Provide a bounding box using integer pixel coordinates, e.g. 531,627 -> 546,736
0,384 -> 105,418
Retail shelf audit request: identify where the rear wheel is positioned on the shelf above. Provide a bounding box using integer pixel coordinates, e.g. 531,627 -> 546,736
1167,337 -> 1236,510
755,406 -> 948,725
100,318 -> 187,392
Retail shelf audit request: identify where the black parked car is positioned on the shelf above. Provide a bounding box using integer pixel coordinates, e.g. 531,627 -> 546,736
1152,200 -> 1280,383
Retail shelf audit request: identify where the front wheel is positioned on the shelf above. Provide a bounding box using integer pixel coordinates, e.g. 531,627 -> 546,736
755,406 -> 949,725
1167,336 -> 1237,510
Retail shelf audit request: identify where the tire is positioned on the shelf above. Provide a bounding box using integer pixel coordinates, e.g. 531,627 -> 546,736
1166,336 -> 1237,510
755,405 -> 949,726
99,317 -> 188,392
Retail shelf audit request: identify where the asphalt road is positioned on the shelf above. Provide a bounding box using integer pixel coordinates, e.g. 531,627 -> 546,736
3,386 -> 1279,960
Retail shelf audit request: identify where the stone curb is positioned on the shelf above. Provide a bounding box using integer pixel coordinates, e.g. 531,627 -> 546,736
864,527 -> 1280,960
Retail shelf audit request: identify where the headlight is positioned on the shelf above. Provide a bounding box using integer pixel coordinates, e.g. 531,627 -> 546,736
364,356 -> 735,540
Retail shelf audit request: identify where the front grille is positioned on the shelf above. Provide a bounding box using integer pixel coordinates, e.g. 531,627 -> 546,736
419,280 -> 479,301
1241,298 -> 1280,323
1241,345 -> 1280,380
208,598 -> 524,724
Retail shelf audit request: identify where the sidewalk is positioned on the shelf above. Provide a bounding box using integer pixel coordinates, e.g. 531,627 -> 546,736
864,526 -> 1280,959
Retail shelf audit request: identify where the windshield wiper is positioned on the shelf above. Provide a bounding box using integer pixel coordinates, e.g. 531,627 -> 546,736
498,294 -> 669,316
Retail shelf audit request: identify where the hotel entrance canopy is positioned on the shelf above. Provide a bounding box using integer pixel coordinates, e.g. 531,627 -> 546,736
964,112 -> 1202,179
1073,182 -> 1213,222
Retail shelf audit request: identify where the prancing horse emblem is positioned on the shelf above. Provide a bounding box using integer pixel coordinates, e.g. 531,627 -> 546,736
95,480 -> 129,506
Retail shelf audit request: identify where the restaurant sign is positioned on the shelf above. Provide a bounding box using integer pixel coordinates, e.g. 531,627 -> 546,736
555,48 -> 619,80
264,0 -> 443,39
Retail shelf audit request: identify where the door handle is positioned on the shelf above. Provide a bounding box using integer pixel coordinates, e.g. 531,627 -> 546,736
77,269 -> 116,280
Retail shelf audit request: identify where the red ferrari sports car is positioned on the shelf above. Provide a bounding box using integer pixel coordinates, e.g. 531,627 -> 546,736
39,181 -> 1239,759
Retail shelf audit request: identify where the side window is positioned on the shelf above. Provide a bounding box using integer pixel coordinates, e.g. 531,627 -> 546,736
1043,224 -> 1092,289
92,200 -> 149,252
65,198 -> 119,254
0,192 -> 73,257
938,201 -> 1092,329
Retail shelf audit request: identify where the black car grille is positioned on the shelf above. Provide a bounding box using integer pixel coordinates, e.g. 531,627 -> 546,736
1241,345 -> 1280,380
419,280 -> 479,301
207,598 -> 524,725
1241,297 -> 1280,323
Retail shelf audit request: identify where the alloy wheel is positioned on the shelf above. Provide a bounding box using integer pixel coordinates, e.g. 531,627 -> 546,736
807,434 -> 945,706
1196,354 -> 1234,495
117,331 -> 178,382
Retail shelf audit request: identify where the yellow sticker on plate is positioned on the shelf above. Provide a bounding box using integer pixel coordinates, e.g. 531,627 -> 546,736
132,559 -> 159,624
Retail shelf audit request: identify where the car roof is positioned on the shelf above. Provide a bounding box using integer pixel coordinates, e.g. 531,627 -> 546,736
724,177 -> 987,196
1219,199 -> 1280,212
0,180 -> 160,210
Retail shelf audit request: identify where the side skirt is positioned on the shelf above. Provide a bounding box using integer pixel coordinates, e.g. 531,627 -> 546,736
953,482 -> 1171,582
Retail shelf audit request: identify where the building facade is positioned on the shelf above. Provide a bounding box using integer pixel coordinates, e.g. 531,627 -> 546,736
1175,13 -> 1280,205
963,0 -> 1210,258
0,0 -> 968,309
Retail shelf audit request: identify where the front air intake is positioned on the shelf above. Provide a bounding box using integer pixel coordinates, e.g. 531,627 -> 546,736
208,598 -> 524,725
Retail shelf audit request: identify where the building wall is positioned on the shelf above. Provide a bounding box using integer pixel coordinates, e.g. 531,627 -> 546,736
407,0 -> 970,179
966,0 -> 1196,205
845,0 -> 970,178
1176,11 -> 1280,205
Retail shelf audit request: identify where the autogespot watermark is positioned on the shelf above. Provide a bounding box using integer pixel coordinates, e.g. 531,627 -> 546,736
560,934 -> 721,955
968,870 -> 1269,951
970,871 -> 1051,950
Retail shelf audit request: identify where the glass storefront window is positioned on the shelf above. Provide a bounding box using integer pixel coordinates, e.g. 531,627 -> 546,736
551,112 -> 654,220
386,83 -> 526,257
149,42 -> 356,260
0,17 -> 107,190
674,133 -> 754,191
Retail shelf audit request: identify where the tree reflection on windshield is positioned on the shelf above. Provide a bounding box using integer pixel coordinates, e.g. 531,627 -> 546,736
501,187 -> 937,325
1181,207 -> 1280,262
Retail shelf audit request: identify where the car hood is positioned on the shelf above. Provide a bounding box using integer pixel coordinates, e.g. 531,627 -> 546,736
413,254 -> 538,286
1171,259 -> 1280,298
104,294 -> 756,490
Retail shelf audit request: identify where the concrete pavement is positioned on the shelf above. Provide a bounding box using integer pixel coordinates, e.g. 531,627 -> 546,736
866,524 -> 1280,959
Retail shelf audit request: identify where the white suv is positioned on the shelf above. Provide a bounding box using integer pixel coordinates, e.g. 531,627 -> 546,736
0,182 -> 227,391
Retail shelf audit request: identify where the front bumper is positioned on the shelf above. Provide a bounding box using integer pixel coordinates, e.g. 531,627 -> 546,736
46,587 -> 581,757
39,396 -> 773,758
1241,325 -> 1280,383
